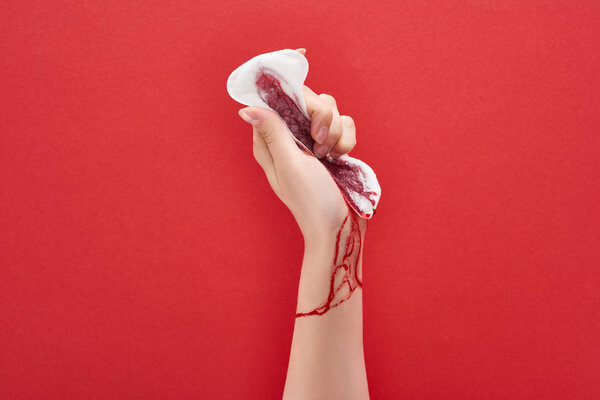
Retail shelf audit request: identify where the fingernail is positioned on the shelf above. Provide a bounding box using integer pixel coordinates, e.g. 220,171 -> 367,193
313,143 -> 329,158
238,109 -> 259,125
316,126 -> 328,144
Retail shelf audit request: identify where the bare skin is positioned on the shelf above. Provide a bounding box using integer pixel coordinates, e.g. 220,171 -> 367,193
238,48 -> 369,400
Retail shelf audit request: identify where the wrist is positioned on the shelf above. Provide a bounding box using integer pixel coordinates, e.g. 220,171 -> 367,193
301,212 -> 367,250
301,225 -> 338,253
295,209 -> 367,317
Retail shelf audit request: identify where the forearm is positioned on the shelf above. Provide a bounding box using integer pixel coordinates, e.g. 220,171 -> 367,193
229,48 -> 379,399
283,214 -> 369,400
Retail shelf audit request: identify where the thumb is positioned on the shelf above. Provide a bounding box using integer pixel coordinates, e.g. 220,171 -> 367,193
238,106 -> 298,160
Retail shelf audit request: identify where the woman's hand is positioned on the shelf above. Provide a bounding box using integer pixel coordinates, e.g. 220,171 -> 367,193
237,50 -> 370,399
237,79 -> 358,245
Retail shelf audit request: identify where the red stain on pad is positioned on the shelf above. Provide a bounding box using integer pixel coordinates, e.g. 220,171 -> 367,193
256,71 -> 379,218
227,49 -> 381,219
255,72 -> 314,151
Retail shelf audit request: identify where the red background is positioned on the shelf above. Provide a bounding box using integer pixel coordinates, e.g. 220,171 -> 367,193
2,1 -> 599,399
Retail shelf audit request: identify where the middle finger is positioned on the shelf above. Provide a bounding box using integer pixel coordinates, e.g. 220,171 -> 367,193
303,87 -> 342,158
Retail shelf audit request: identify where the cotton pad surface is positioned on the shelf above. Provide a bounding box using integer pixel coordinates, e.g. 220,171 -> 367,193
227,49 -> 381,219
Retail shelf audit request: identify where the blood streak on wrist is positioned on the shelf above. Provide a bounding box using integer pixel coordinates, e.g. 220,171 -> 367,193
296,208 -> 363,317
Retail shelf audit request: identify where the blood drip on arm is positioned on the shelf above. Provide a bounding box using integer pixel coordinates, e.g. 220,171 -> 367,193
227,49 -> 381,316
296,208 -> 363,318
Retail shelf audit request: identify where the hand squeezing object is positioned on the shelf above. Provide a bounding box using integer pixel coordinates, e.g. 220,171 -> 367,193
226,49 -> 381,219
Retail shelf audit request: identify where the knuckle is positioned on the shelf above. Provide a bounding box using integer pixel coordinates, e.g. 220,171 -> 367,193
303,85 -> 316,96
347,134 -> 357,148
319,93 -> 336,106
349,137 -> 357,150
338,141 -> 354,154
344,115 -> 355,127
